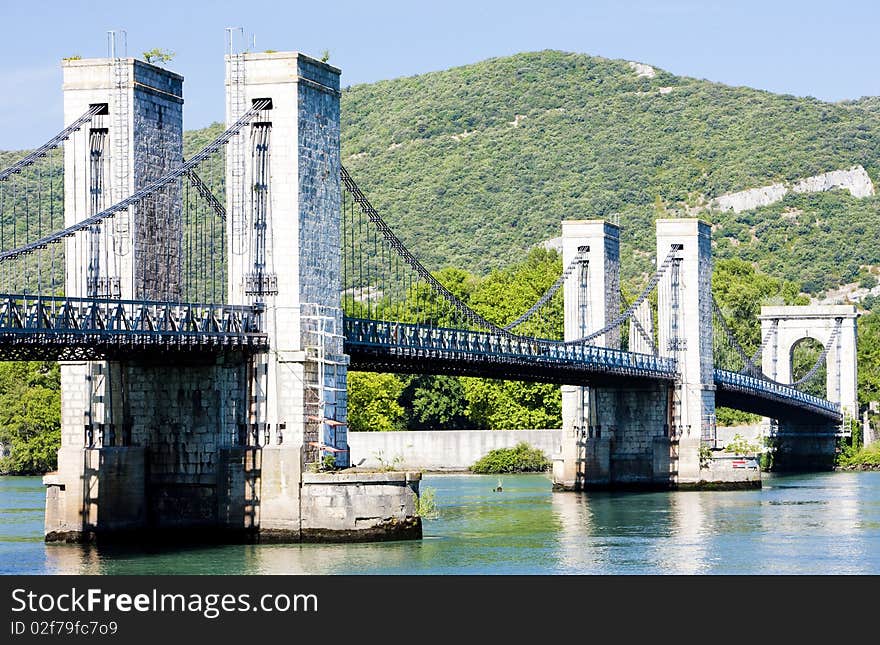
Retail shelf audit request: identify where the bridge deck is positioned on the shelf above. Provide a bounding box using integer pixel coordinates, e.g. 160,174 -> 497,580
0,294 -> 267,360
343,317 -> 677,386
714,368 -> 842,422
0,298 -> 842,422
343,317 -> 842,422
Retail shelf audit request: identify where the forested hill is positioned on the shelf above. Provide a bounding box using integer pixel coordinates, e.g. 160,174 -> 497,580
6,50 -> 880,297
337,50 -> 880,296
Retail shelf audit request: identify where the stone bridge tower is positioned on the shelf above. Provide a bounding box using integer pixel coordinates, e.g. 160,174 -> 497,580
46,58 -> 255,542
760,304 -> 858,469
557,220 -> 619,489
224,52 -> 350,539
555,218 -> 719,490
655,219 -> 716,484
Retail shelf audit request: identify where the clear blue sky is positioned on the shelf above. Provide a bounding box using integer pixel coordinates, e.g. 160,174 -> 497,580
2,0 -> 878,149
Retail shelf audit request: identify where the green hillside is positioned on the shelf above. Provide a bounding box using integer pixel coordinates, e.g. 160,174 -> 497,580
6,49 -> 880,296
339,50 -> 880,294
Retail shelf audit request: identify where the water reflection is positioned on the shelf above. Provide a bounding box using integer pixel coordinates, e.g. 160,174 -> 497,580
4,472 -> 880,575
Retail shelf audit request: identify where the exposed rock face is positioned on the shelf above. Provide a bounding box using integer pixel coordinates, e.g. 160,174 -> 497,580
710,166 -> 875,213
791,166 -> 875,198
539,236 -> 562,254
628,61 -> 656,78
712,183 -> 787,213
537,166 -> 875,254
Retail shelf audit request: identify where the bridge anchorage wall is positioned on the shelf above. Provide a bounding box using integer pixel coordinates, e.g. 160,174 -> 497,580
45,53 -> 419,544
760,305 -> 858,471
554,218 -> 760,491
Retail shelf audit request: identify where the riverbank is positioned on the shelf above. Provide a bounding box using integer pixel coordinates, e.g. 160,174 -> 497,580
837,442 -> 880,470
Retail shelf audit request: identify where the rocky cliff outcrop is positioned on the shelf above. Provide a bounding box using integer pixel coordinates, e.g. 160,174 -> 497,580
711,166 -> 875,213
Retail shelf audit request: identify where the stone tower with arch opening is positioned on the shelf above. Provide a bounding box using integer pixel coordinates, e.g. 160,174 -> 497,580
760,304 -> 858,469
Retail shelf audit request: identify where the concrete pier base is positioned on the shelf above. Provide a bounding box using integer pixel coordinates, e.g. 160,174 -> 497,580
556,385 -> 675,491
299,471 -> 422,543
771,425 -> 840,472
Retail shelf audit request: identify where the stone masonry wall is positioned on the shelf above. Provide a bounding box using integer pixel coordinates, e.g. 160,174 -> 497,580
348,429 -> 563,471
132,60 -> 183,301
124,359 -> 251,528
596,386 -> 670,485
300,472 -> 421,542
296,56 -> 348,463
297,57 -> 341,326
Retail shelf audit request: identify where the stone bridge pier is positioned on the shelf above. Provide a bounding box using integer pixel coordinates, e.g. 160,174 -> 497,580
45,52 -> 420,544
555,218 -> 759,491
555,220 -> 673,490
44,57 -> 258,542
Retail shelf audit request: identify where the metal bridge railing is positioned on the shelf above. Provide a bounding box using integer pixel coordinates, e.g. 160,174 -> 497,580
343,317 -> 677,378
714,368 -> 841,418
0,293 -> 266,347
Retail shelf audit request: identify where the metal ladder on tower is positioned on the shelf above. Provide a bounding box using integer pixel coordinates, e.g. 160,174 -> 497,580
108,30 -> 130,261
226,28 -> 247,257
302,304 -> 349,467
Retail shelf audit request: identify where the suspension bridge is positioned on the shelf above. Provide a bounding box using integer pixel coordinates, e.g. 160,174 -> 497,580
0,49 -> 857,543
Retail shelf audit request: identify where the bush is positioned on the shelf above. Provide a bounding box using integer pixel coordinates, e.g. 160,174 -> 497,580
469,441 -> 550,474
414,486 -> 439,519
724,433 -> 762,456
838,442 -> 880,468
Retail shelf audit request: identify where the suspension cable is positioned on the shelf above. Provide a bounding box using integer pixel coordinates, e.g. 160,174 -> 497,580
0,105 -> 104,182
184,167 -> 227,221
790,319 -> 841,387
0,100 -> 270,263
713,295 -> 841,388
560,245 -> 681,346
620,289 -> 656,353
341,164 -> 518,337
712,296 -> 766,375
503,246 -> 587,330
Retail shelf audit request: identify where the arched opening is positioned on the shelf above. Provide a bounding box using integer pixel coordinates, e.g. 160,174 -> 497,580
790,337 -> 827,398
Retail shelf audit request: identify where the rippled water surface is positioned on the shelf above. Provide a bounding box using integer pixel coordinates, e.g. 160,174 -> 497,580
2,471 -> 879,574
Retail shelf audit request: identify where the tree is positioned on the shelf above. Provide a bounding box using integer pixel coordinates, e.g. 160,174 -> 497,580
858,312 -> 880,406
142,48 -> 175,65
346,372 -> 406,432
712,258 -> 808,426
462,377 -> 561,429
400,375 -> 469,430
0,362 -> 61,475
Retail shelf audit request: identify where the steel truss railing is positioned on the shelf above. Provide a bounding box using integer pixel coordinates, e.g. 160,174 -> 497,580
0,294 -> 266,358
714,368 -> 841,420
343,317 -> 677,380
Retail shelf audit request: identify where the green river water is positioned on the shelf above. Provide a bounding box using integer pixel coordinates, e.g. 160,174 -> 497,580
2,471 -> 879,574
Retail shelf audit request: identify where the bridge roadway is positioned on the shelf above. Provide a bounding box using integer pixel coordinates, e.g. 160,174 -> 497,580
0,299 -> 841,423
343,317 -> 843,423
0,294 -> 267,360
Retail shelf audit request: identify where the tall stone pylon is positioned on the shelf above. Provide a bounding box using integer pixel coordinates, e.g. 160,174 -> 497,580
655,218 -> 715,484
760,304 -> 858,469
46,57 -> 185,541
225,52 -> 348,539
555,220 -> 620,490
760,305 -> 858,419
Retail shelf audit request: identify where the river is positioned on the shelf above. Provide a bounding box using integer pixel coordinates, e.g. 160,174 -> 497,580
2,471 -> 879,574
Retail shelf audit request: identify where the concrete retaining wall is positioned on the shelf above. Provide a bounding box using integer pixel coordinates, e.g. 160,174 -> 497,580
347,430 -> 562,471
714,424 -> 764,449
